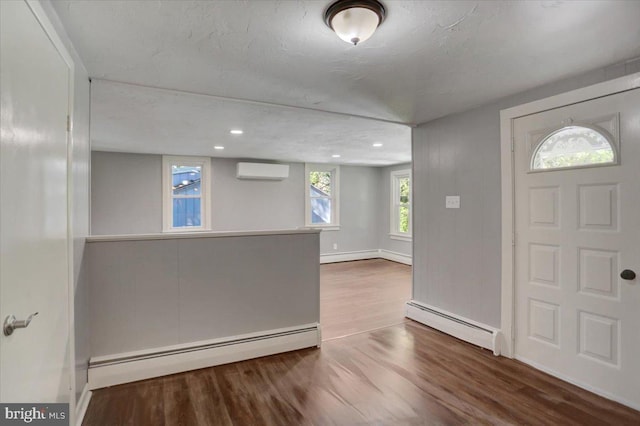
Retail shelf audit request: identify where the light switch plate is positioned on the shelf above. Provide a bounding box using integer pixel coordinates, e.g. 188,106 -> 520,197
446,196 -> 460,209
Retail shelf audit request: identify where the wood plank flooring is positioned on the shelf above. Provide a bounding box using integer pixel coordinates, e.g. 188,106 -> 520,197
83,260 -> 640,425
320,259 -> 411,340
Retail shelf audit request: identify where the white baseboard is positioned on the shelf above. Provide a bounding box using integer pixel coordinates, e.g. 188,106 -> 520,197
75,383 -> 92,426
320,250 -> 379,264
516,355 -> 640,411
320,249 -> 412,265
88,323 -> 321,389
406,301 -> 501,355
378,249 -> 412,265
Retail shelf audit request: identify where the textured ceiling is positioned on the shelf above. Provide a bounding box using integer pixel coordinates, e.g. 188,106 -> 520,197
52,0 -> 640,163
91,80 -> 411,165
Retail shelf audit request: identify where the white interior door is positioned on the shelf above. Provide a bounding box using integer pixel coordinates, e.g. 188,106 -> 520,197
0,0 -> 72,402
513,88 -> 640,409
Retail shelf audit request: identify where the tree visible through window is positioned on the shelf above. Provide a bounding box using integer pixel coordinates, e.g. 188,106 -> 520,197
309,171 -> 332,224
391,169 -> 411,238
306,165 -> 339,227
398,176 -> 410,233
531,126 -> 616,171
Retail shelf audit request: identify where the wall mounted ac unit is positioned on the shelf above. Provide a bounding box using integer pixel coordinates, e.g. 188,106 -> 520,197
236,162 -> 289,180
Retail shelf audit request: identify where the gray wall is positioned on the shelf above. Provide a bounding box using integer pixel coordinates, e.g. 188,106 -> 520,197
319,165 -> 381,254
209,159 -> 304,231
42,0 -> 92,404
412,58 -> 640,328
91,152 -> 384,255
88,232 -> 320,356
378,163 -> 412,256
91,152 -> 162,235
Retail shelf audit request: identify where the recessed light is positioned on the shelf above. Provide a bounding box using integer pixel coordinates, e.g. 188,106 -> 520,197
372,143 -> 383,147
230,129 -> 243,135
332,154 -> 341,158
214,146 -> 225,150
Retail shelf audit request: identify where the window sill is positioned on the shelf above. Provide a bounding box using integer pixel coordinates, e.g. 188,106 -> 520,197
163,228 -> 211,233
304,225 -> 341,231
389,233 -> 412,242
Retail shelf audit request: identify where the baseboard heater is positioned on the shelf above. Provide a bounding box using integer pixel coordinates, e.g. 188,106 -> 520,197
405,301 -> 501,356
88,323 -> 321,389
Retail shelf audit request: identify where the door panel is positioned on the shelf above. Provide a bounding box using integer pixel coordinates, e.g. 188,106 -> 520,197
0,1 -> 71,402
514,88 -> 640,408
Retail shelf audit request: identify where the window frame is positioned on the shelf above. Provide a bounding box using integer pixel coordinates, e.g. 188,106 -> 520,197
162,155 -> 211,232
390,169 -> 411,241
305,163 -> 340,229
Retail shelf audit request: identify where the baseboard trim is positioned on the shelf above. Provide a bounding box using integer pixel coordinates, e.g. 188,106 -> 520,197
406,301 -> 501,355
75,383 -> 92,426
320,250 -> 379,264
320,249 -> 412,265
378,249 -> 412,265
516,355 -> 640,411
88,323 -> 321,389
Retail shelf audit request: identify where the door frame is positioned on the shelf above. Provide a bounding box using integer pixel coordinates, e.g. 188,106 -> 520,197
12,0 -> 78,419
499,72 -> 640,358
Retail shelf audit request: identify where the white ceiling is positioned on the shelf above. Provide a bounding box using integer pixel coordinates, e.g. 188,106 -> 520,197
52,0 -> 640,164
90,79 -> 411,165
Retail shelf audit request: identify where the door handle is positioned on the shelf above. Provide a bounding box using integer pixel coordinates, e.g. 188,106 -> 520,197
620,269 -> 636,281
3,312 -> 38,336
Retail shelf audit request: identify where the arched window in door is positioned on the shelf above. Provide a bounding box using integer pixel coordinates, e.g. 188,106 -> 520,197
531,125 -> 616,171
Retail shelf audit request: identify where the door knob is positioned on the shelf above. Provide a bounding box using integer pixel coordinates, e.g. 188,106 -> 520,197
3,312 -> 38,336
620,269 -> 636,280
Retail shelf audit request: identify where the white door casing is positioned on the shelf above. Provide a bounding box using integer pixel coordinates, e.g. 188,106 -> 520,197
0,0 -> 73,404
513,89 -> 639,409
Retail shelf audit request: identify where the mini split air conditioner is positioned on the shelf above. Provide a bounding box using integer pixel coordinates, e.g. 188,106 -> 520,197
236,162 -> 289,180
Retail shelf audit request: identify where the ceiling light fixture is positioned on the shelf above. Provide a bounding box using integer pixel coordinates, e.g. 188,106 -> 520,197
372,143 -> 383,147
230,129 -> 243,135
332,154 -> 341,158
214,146 -> 225,150
324,0 -> 386,46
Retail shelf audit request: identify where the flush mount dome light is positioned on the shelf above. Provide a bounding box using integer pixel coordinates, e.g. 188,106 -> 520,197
324,0 -> 386,46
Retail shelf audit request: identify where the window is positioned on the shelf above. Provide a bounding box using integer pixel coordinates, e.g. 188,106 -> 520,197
162,156 -> 211,232
305,164 -> 340,228
531,125 -> 616,171
390,169 -> 411,240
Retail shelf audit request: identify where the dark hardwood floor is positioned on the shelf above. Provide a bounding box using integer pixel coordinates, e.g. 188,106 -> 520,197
83,260 -> 640,425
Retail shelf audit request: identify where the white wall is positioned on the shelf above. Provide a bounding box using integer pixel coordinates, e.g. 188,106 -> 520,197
40,0 -> 92,404
412,58 -> 640,329
91,152 -> 385,255
71,69 -> 91,406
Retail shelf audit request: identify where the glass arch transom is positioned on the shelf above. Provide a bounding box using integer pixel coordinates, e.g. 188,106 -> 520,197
531,125 -> 616,171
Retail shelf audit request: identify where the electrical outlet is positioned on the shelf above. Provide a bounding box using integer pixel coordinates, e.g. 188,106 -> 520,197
333,243 -> 338,250
446,196 -> 461,209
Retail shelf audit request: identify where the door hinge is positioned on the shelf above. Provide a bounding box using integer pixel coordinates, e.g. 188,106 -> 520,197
66,115 -> 70,132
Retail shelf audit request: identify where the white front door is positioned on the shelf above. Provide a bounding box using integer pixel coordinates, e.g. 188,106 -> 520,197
0,1 -> 72,402
514,88 -> 640,408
